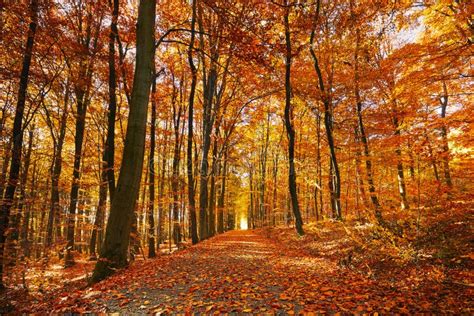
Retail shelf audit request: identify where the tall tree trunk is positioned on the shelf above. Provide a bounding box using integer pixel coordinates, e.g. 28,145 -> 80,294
316,113 -> 323,219
65,86 -> 89,267
354,127 -> 368,208
272,150 -> 279,226
248,165 -> 255,229
217,148 -> 227,234
439,81 -> 453,191
46,94 -> 68,247
392,106 -> 409,210
171,80 -> 182,245
91,0 -> 156,283
283,3 -> 304,235
148,75 -> 157,258
104,0 -> 120,199
89,166 -> 107,260
0,139 -> 12,200
310,0 -> 341,220
65,2 -> 102,266
207,134 -> 218,237
21,158 -> 37,258
187,0 -> 199,245
10,127 -> 34,246
259,112 -> 270,226
353,27 -> 382,222
157,118 -> 169,247
198,65 -> 217,240
0,0 -> 38,289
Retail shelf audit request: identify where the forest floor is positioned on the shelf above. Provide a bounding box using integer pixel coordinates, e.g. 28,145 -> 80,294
2,202 -> 473,313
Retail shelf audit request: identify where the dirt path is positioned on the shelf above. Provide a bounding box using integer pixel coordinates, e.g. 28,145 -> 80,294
27,229 -> 471,313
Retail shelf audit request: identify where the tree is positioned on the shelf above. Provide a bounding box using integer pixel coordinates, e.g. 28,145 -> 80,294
91,0 -> 156,283
187,0 -> 199,245
147,72 -> 157,258
45,80 -> 69,248
104,0 -> 120,199
350,1 -> 382,222
283,1 -> 304,235
64,1 -> 103,267
309,0 -> 342,220
0,0 -> 38,289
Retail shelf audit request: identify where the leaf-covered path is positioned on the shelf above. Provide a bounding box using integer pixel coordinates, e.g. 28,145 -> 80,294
29,229 -> 471,313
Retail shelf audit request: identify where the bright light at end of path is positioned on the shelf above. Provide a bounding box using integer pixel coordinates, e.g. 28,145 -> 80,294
240,217 -> 248,230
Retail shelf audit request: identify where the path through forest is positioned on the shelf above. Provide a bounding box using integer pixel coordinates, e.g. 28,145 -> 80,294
25,229 -> 469,313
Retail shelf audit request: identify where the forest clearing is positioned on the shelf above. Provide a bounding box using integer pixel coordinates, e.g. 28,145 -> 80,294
1,0 -> 473,313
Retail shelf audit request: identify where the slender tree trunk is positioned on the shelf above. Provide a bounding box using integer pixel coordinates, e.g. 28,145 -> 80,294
65,87 -> 89,267
392,106 -> 409,210
198,66 -> 217,240
439,81 -> 453,191
104,0 -> 120,200
148,75 -> 157,258
207,134 -> 218,237
91,0 -> 156,283
315,113 -> 323,219
157,118 -> 169,247
259,113 -> 270,227
310,0 -> 341,220
10,127 -> 34,246
187,0 -> 199,245
248,165 -> 255,229
407,140 -> 416,180
325,110 -> 342,220
217,148 -> 227,233
353,28 -> 382,221
8,127 -> 33,264
354,127 -> 368,207
21,158 -> 37,258
0,139 -> 12,200
90,166 -> 107,260
46,97 -> 68,247
283,3 -> 304,235
0,0 -> 38,289
272,150 -> 279,226
171,83 -> 182,245
65,3 -> 102,266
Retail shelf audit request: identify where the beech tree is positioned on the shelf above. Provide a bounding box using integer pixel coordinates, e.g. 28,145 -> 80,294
0,0 -> 38,288
91,0 -> 156,283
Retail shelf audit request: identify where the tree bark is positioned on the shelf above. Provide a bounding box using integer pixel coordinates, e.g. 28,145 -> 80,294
65,9 -> 101,266
353,26 -> 382,222
392,106 -> 409,210
198,64 -> 217,240
187,0 -> 199,245
217,147 -> 227,233
0,0 -> 38,289
171,77 -> 182,245
157,118 -> 169,247
46,89 -> 69,247
148,75 -> 157,258
271,153 -> 278,226
258,112 -> 270,226
439,81 -> 453,191
89,165 -> 107,260
91,0 -> 156,283
309,0 -> 341,220
104,0 -> 120,200
207,131 -> 218,237
283,3 -> 304,235
10,127 -> 34,246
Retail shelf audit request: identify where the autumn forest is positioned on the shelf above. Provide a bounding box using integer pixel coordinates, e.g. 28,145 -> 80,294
0,0 -> 473,313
